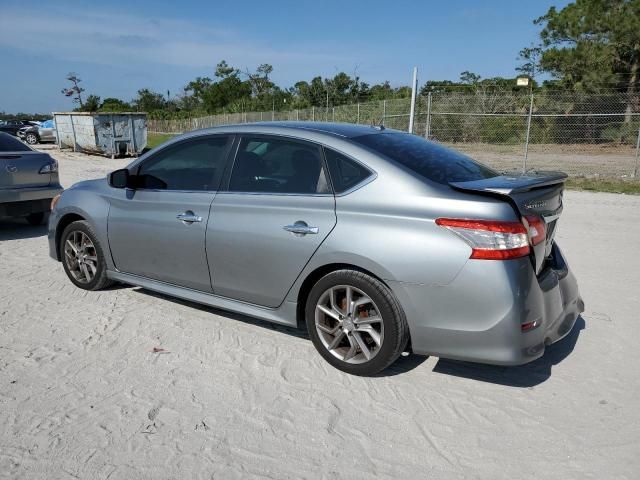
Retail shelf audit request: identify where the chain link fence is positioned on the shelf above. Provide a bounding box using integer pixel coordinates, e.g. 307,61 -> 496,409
148,92 -> 640,177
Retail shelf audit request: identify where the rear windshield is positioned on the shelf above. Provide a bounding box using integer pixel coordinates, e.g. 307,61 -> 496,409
352,132 -> 498,185
0,133 -> 31,152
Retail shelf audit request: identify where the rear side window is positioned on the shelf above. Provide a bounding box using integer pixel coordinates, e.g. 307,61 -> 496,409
352,133 -> 498,185
137,135 -> 232,191
0,133 -> 31,152
324,148 -> 372,193
229,136 -> 329,194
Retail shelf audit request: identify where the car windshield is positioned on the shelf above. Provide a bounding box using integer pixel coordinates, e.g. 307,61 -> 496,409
40,120 -> 54,128
352,132 -> 499,185
0,133 -> 31,152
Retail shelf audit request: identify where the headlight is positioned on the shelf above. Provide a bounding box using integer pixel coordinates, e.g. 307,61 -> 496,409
51,193 -> 62,211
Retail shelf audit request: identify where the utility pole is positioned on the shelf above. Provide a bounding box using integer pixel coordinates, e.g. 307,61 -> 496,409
408,67 -> 418,133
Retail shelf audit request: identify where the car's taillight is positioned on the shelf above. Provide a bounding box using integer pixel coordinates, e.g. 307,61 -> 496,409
523,214 -> 546,246
39,160 -> 58,174
435,218 -> 530,260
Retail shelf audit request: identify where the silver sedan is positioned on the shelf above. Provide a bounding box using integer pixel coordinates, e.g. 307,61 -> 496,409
47,123 -> 583,375
0,132 -> 62,224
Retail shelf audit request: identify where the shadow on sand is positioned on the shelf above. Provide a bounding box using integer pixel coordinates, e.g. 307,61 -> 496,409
0,218 -> 48,241
132,288 -> 583,383
133,287 -> 428,375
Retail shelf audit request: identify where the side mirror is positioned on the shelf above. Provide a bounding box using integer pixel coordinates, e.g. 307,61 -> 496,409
108,168 -> 131,189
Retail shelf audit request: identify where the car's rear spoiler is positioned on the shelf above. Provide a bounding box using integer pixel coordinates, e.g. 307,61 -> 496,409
449,171 -> 567,195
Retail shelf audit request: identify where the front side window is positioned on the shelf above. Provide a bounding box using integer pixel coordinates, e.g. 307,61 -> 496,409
229,136 -> 329,194
137,135 -> 232,191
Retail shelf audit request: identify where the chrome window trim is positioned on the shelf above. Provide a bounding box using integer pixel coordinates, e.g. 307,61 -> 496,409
127,188 -> 219,194
215,191 -> 334,197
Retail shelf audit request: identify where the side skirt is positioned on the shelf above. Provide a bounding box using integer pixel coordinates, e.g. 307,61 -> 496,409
107,270 -> 299,327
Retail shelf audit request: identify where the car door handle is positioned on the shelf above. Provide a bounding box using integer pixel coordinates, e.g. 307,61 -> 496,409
283,222 -> 319,235
177,212 -> 203,223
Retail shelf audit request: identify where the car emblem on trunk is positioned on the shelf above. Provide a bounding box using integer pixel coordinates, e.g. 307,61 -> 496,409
6,165 -> 18,173
524,200 -> 547,210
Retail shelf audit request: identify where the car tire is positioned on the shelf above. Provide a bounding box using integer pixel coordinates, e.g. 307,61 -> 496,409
26,212 -> 46,226
60,220 -> 113,291
305,269 -> 410,376
25,133 -> 38,145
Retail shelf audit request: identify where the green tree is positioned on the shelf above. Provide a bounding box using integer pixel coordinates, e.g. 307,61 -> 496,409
535,0 -> 640,119
516,45 -> 543,81
460,71 -> 481,85
81,94 -> 101,112
99,97 -> 132,112
133,88 -> 166,112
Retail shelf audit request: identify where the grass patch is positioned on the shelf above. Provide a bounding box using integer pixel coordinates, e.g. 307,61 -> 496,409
147,132 -> 176,149
565,177 -> 640,194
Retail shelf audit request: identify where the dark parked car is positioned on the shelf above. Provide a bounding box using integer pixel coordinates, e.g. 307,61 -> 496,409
0,132 -> 62,225
0,120 -> 38,137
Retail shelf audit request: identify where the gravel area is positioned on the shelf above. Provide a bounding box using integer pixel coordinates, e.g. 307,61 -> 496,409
1,146 -> 639,479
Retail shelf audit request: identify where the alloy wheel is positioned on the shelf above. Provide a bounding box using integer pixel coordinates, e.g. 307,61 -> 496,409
63,231 -> 98,284
314,285 -> 384,364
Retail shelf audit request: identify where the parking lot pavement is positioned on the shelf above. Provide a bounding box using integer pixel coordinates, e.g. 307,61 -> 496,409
1,148 -> 639,479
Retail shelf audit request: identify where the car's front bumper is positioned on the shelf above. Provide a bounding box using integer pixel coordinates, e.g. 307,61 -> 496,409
0,185 -> 62,218
390,243 -> 583,365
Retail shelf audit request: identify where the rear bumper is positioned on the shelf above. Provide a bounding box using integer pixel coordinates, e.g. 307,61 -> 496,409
390,243 -> 583,366
0,185 -> 62,218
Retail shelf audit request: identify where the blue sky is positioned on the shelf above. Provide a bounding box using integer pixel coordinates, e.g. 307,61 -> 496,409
0,0 -> 570,114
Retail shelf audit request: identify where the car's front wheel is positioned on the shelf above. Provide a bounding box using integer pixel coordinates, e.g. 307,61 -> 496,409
25,132 -> 38,145
306,270 -> 410,376
60,220 -> 113,290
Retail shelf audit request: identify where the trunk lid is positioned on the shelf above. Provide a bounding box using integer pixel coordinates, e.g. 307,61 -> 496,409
450,172 -> 566,274
0,151 -> 53,189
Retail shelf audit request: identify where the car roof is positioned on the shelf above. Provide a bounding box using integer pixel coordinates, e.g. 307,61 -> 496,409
189,122 -> 401,140
0,131 -> 33,152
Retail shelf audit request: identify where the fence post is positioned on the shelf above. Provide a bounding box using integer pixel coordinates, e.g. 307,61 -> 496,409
634,127 -> 640,177
425,92 -> 432,139
382,100 -> 386,126
357,103 -> 360,124
408,67 -> 418,133
523,93 -> 534,174
312,106 -> 315,121
332,107 -> 335,122
296,109 -> 299,121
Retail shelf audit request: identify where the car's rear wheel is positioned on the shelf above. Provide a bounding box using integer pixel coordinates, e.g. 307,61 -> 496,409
306,269 -> 409,376
26,212 -> 46,226
60,220 -> 112,290
25,133 -> 38,145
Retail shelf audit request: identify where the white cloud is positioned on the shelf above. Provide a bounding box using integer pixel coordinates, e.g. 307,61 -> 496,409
0,6 -> 344,71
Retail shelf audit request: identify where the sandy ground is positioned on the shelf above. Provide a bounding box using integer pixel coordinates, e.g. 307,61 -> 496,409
1,146 -> 639,479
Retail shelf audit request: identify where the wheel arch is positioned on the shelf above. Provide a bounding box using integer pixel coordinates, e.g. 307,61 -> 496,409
54,212 -> 86,260
295,263 -> 392,329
